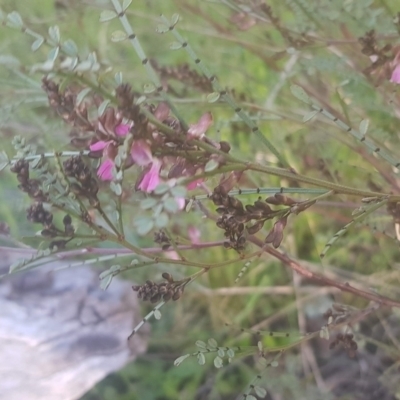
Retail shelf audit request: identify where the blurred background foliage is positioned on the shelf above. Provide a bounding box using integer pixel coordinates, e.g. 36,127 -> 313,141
1,0 -> 400,399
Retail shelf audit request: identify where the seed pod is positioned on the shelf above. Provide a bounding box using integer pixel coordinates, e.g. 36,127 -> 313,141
162,272 -> 173,282
172,288 -> 183,301
246,220 -> 265,235
219,141 -> 231,153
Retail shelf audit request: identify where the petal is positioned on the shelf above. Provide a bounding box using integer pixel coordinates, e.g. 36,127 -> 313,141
390,64 -> 400,84
175,197 -> 186,210
90,140 -> 110,151
97,159 -> 115,181
187,178 -> 204,190
131,140 -> 153,166
138,159 -> 162,192
114,122 -> 132,136
187,112 -> 213,138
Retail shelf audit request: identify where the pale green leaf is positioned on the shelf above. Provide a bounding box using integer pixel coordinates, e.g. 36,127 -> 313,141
31,37 -> 44,52
140,198 -> 158,210
100,274 -> 113,290
197,352 -> 206,365
155,212 -> 169,228
170,41 -> 182,50
154,309 -> 162,320
254,386 -> 267,397
111,30 -> 127,42
47,47 -> 60,62
143,83 -> 156,93
7,12 -> 23,28
122,0 -> 132,11
359,119 -> 369,136
207,92 -> 220,103
174,354 -> 190,366
290,84 -> 311,104
62,39 -> 78,56
48,26 -> 60,43
303,110 -> 318,122
156,24 -> 170,34
214,356 -> 223,368
98,99 -> 111,117
163,197 -> 179,213
100,10 -> 117,22
205,159 -> 219,172
76,88 -> 92,106
195,340 -> 207,348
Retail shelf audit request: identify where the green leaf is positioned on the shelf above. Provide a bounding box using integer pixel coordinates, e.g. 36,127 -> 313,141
217,348 -> 225,357
195,340 -> 207,349
254,386 -> 267,397
155,212 -> 169,228
74,60 -> 93,72
170,41 -> 182,50
163,197 -> 179,213
76,88 -> 92,106
359,119 -> 369,136
227,348 -> 235,358
205,159 -> 219,172
197,352 -> 206,365
214,356 -> 223,368
207,92 -> 220,103
31,37 -> 44,52
62,39 -> 78,56
140,198 -> 158,210
246,396 -> 257,400
302,110 -> 318,122
110,182 -> 122,196
111,30 -> 127,42
0,151 -> 10,172
271,360 -> 279,367
290,84 -> 311,104
156,24 -> 170,34
99,274 -> 113,290
143,83 -> 156,93
170,185 -> 187,198
47,47 -> 60,62
207,338 -> 218,348
154,183 -> 170,195
135,216 -> 154,235
100,10 -> 117,22
98,99 -> 111,117
48,26 -> 60,43
154,309 -> 162,320
7,12 -> 23,28
174,354 -> 190,366
171,13 -> 180,26
115,71 -> 123,85
122,0 -> 132,11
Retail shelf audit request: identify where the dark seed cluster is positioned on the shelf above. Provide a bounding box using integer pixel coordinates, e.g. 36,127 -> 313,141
11,159 -> 47,201
132,273 -> 184,303
210,187 -> 295,251
329,333 -> 358,358
27,202 -> 53,226
63,156 -> 99,205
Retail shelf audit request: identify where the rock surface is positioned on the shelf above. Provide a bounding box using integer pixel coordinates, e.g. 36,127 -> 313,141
0,248 -> 147,400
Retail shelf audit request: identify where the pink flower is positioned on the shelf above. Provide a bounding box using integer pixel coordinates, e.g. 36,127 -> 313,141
187,112 -> 213,139
131,140 -> 153,166
114,123 -> 131,136
188,226 -> 201,244
97,159 -> 115,181
90,140 -> 111,152
138,159 -> 162,192
187,178 -> 204,190
390,64 -> 400,84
